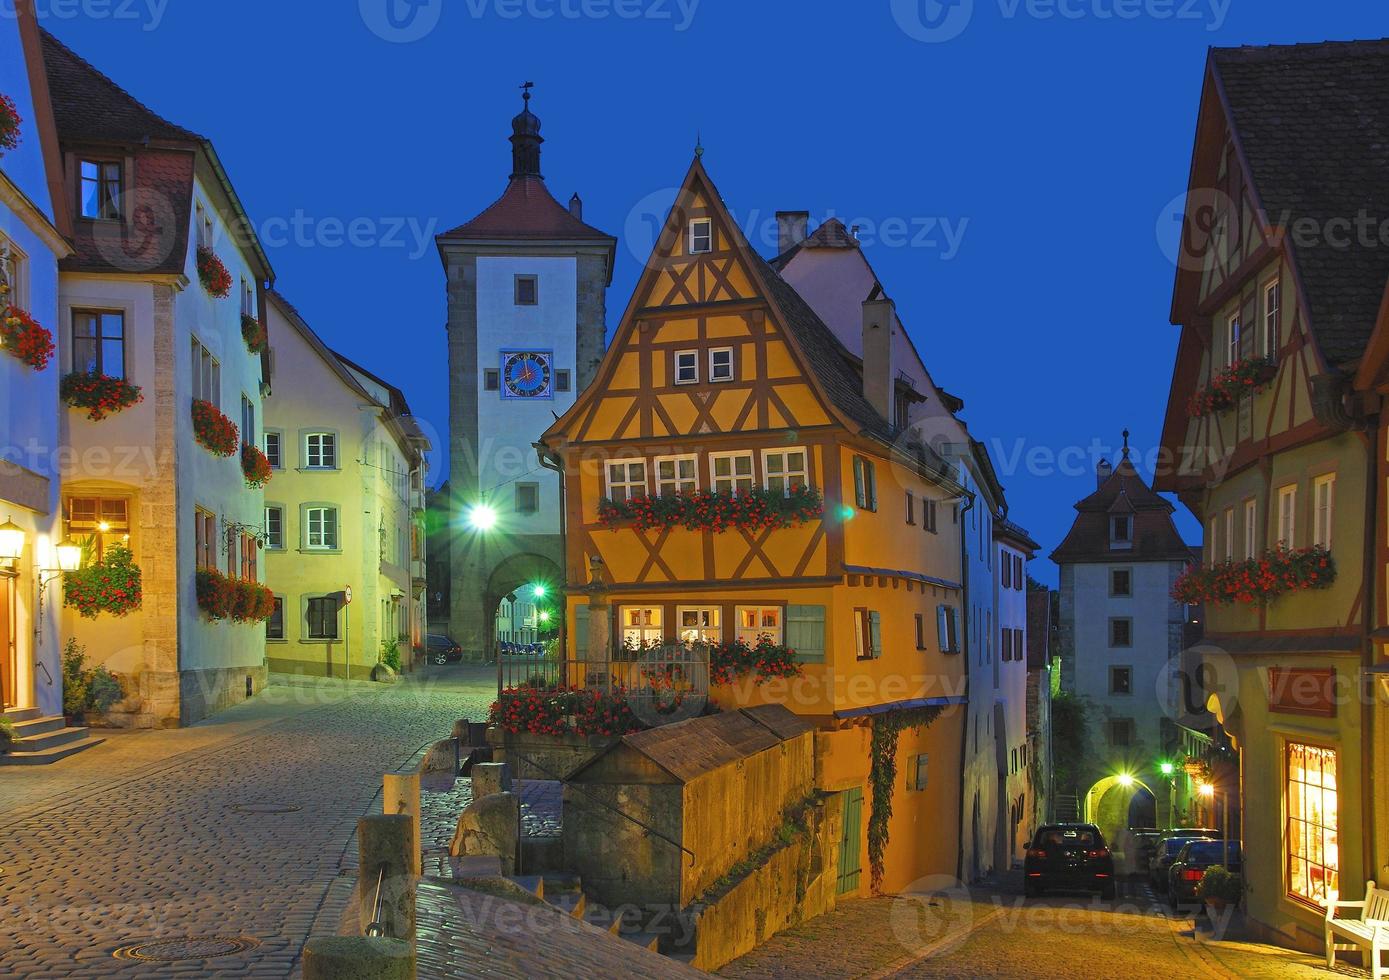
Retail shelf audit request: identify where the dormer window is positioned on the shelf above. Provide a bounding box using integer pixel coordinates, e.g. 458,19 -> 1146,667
80,160 -> 122,220
1110,514 -> 1132,547
689,218 -> 712,254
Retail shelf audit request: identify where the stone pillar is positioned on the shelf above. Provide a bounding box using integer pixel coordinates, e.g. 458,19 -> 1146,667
471,762 -> 512,800
576,251 -> 609,391
302,937 -> 414,980
358,814 -> 416,940
587,591 -> 611,685
382,773 -> 421,875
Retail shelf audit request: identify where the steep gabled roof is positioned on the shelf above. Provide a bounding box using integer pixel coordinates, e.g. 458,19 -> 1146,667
769,216 -> 860,269
1050,455 -> 1194,565
1182,40 -> 1389,367
438,174 -> 615,244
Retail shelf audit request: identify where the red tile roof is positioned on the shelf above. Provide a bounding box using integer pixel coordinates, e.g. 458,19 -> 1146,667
439,176 -> 615,242
1050,455 -> 1195,564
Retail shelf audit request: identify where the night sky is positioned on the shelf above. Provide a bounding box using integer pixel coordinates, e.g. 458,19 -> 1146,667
43,0 -> 1389,583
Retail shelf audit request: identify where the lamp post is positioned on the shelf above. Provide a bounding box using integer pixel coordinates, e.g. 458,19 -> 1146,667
35,539 -> 82,646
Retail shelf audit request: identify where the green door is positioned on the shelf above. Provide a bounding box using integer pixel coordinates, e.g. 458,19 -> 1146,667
837,787 -> 863,894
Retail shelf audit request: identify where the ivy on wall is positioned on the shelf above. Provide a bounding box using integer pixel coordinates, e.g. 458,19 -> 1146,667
867,703 -> 946,891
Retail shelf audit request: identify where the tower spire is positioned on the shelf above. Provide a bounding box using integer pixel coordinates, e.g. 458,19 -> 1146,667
510,81 -> 543,179
1121,428 -> 1131,459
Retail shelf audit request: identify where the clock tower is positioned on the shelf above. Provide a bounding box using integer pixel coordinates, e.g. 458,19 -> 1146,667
438,88 -> 615,657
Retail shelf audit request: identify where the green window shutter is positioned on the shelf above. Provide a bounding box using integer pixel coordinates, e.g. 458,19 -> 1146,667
868,462 -> 878,512
853,457 -> 866,509
868,610 -> 882,659
573,604 -> 590,660
786,604 -> 826,663
937,605 -> 948,651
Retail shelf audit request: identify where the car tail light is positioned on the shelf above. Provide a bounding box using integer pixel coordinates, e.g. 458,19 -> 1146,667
1183,868 -> 1204,882
1086,847 -> 1110,859
1026,848 -> 1047,860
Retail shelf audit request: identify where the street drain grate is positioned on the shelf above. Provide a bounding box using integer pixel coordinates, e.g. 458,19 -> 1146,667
230,802 -> 302,814
112,935 -> 260,962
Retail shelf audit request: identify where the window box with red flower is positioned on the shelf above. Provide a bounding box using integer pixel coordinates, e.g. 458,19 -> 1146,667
196,245 -> 232,298
598,485 -> 823,533
241,443 -> 272,488
196,567 -> 274,623
708,637 -> 804,686
1187,356 -> 1278,417
241,313 -> 268,354
0,92 -> 21,154
1,305 -> 55,370
60,371 -> 143,421
488,684 -> 648,738
62,542 -> 143,618
1172,545 -> 1334,606
191,398 -> 238,456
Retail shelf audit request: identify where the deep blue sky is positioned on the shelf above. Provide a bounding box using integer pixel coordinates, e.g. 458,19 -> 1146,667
44,1 -> 1388,583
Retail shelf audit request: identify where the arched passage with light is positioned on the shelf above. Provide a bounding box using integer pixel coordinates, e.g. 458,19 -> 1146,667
1084,773 -> 1157,851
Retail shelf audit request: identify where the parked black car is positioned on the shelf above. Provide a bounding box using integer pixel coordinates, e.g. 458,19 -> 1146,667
1024,824 -> 1116,899
1149,832 -> 1217,891
426,633 -> 463,665
1129,830 -> 1163,877
1168,839 -> 1242,907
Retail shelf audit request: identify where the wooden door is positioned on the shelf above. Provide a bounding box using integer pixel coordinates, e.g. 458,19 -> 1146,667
837,786 -> 863,894
0,573 -> 15,709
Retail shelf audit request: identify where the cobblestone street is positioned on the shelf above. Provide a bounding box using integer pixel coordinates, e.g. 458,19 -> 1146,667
0,665 -> 495,978
720,875 -> 1363,980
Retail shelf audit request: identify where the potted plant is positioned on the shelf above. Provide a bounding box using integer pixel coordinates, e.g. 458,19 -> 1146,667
191,398 -> 239,456
0,716 -> 17,754
60,371 -> 144,421
1196,865 -> 1243,911
62,541 -> 143,618
60,638 -> 125,724
1,305 -> 55,370
241,313 -> 268,354
196,245 -> 232,298
241,443 -> 272,488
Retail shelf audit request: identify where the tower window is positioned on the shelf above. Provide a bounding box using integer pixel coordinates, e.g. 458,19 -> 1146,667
555,369 -> 571,393
1110,568 -> 1131,597
514,275 -> 538,306
1110,666 -> 1132,696
689,218 -> 713,254
515,482 -> 539,514
484,369 -> 500,391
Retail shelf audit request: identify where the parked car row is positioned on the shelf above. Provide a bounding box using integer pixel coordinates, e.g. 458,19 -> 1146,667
1166,839 -> 1242,908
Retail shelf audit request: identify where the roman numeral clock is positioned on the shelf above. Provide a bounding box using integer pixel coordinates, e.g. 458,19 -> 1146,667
501,350 -> 553,399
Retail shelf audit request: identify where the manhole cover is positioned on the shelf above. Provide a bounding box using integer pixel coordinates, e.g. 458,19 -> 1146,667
230,802 -> 302,814
113,936 -> 260,961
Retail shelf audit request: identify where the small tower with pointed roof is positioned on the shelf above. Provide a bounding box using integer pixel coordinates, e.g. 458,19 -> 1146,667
437,87 -> 616,656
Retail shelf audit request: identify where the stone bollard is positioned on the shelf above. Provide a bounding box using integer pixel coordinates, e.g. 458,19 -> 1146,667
451,719 -> 470,742
450,791 -> 520,875
382,772 -> 421,875
470,761 -> 512,800
302,936 -> 414,980
358,814 -> 416,940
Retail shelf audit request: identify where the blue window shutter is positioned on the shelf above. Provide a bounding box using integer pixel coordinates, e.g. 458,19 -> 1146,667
786,604 -> 826,663
869,610 -> 882,659
573,604 -> 590,659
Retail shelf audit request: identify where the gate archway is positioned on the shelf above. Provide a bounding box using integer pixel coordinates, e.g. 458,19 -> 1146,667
1084,774 -> 1157,850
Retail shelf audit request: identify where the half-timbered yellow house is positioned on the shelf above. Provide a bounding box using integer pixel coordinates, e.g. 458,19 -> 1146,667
1159,41 -> 1389,952
540,157 -> 970,895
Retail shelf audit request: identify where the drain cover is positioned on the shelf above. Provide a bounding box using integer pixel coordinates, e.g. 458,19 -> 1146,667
230,802 -> 302,814
113,935 -> 260,962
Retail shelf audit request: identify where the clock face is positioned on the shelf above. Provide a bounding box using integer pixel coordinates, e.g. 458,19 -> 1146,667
501,350 -> 553,399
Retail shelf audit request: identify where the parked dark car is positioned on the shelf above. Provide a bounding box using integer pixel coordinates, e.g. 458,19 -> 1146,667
426,633 -> 463,665
1130,830 -> 1163,877
1024,823 -> 1116,899
1149,833 -> 1217,891
1168,839 -> 1242,907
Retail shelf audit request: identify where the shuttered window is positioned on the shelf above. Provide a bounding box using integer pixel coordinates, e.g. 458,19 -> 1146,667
786,604 -> 825,663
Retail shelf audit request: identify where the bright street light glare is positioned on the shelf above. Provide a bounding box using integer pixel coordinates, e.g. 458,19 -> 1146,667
1198,782 -> 1215,798
1159,762 -> 1175,776
532,584 -> 547,599
1116,773 -> 1134,787
466,504 -> 497,531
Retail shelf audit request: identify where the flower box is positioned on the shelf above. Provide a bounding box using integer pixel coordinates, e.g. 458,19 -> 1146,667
1,305 -> 55,370
489,684 -> 646,738
0,92 -> 20,153
191,398 -> 239,456
195,567 -> 274,622
63,544 -> 143,618
241,313 -> 268,354
1187,356 -> 1278,417
196,245 -> 232,298
60,371 -> 143,421
598,485 -> 823,533
708,637 -> 804,685
241,443 -> 272,488
1173,545 -> 1334,606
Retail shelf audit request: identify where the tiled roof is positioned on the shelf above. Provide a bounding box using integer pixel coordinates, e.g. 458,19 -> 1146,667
439,175 -> 615,242
1050,455 -> 1194,564
770,217 -> 859,269
41,28 -> 200,143
1213,40 -> 1389,366
585,706 -> 810,784
995,518 -> 1041,554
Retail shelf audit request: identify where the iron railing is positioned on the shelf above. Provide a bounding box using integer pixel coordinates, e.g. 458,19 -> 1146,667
364,862 -> 389,937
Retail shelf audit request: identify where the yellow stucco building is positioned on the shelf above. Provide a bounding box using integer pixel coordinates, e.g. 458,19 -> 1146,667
262,292 -> 429,679
540,158 -> 972,895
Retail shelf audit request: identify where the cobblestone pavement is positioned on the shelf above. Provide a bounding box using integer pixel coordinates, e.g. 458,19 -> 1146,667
0,664 -> 495,978
721,875 -> 1363,979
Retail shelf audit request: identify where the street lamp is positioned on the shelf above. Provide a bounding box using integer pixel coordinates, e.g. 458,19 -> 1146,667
0,517 -> 25,563
1159,762 -> 1175,777
465,504 -> 497,531
1116,772 -> 1134,788
531,583 -> 547,600
35,539 -> 82,645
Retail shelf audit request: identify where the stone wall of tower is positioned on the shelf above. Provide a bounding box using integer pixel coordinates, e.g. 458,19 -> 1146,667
576,252 -> 608,390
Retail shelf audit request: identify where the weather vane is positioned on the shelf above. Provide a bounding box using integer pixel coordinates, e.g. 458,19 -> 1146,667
521,80 -> 534,106
1122,428 -> 1131,458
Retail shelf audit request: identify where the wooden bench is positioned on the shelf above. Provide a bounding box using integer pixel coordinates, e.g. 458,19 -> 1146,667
1325,880 -> 1389,979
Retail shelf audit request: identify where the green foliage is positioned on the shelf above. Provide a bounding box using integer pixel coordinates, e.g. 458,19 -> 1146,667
868,705 -> 945,892
381,638 -> 402,672
1050,690 -> 1094,797
61,638 -> 125,719
1196,865 -> 1243,904
0,715 -> 16,748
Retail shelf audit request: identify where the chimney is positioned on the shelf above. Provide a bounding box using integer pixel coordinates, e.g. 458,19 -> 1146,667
1096,458 -> 1113,489
775,210 -> 809,255
568,193 -> 583,220
861,295 -> 895,425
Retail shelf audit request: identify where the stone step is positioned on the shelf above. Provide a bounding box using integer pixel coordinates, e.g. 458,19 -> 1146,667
620,930 -> 662,953
545,891 -> 586,918
508,875 -> 544,900
16,726 -> 96,752
0,735 -> 105,765
2,707 -> 41,723
11,710 -> 71,732
581,902 -> 624,935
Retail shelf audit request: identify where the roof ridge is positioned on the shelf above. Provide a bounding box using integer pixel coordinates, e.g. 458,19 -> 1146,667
39,27 -> 201,141
1213,37 -> 1389,60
